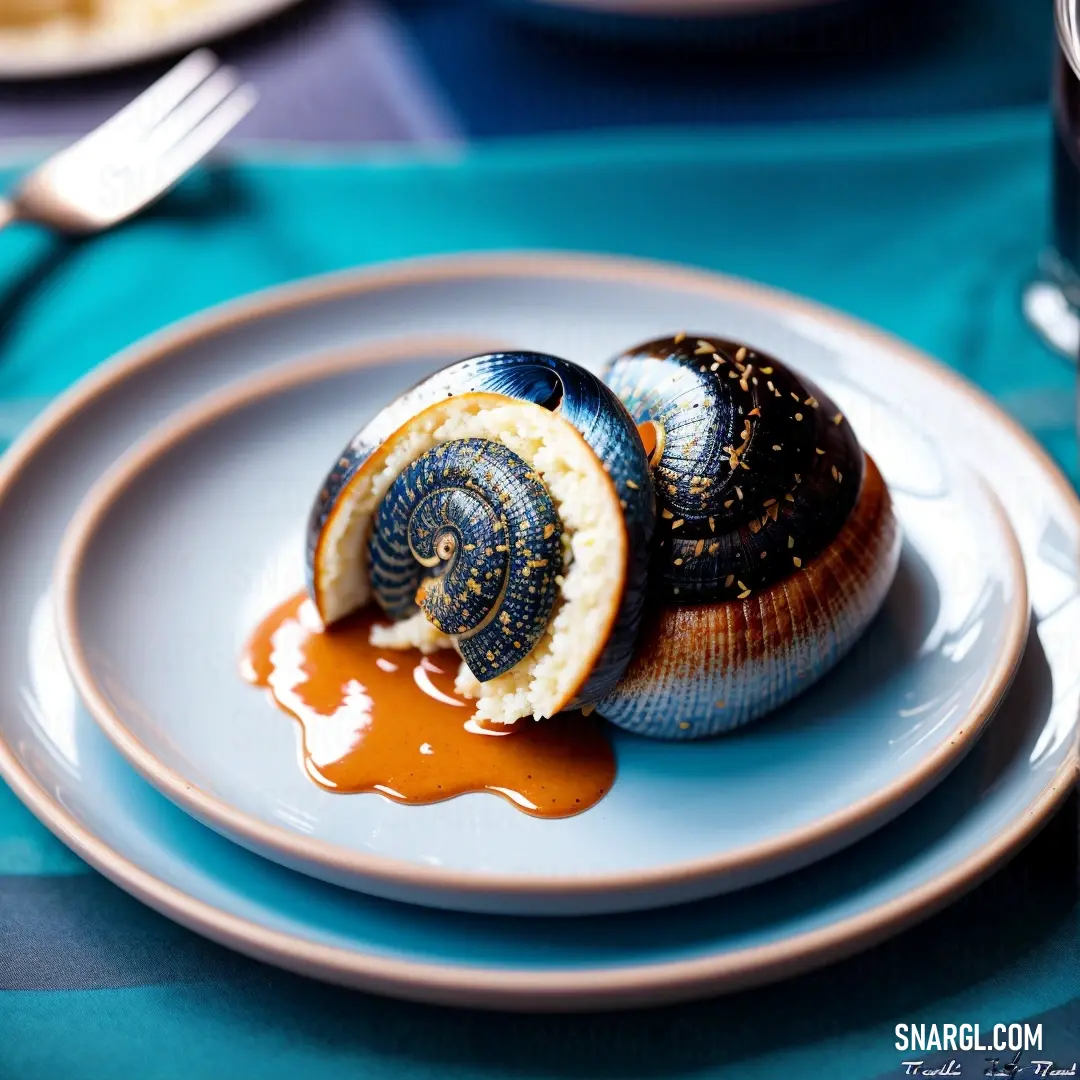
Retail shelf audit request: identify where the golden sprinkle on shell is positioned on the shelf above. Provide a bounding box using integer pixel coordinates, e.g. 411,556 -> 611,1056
671,519 -> 685,529
735,346 -> 748,362
737,589 -> 751,600
626,479 -> 639,490
833,412 -> 844,425
725,574 -> 735,587
793,556 -> 802,568
661,508 -> 674,520
788,535 -> 795,548
674,330 -> 687,343
795,412 -> 804,421
679,721 -> 691,730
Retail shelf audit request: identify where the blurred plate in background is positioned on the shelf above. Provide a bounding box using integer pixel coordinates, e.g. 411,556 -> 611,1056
0,0 -> 303,79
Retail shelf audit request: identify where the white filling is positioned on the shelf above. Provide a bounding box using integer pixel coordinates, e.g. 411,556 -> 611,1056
314,396 -> 627,725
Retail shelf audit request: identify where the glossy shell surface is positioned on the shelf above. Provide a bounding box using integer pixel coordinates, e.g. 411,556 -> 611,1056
604,334 -> 863,601
599,453 -> 901,737
307,351 -> 656,707
600,335 -> 900,739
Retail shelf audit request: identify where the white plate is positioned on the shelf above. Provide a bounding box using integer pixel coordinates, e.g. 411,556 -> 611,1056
53,338 -> 1027,915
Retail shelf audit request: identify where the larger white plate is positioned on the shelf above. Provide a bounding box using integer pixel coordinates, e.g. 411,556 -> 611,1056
0,252 -> 1075,1009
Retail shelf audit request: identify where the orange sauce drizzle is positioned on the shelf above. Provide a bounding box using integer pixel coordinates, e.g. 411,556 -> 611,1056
241,593 -> 615,817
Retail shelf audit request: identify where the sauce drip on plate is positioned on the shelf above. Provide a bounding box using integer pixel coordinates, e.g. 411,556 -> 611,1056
241,594 -> 615,817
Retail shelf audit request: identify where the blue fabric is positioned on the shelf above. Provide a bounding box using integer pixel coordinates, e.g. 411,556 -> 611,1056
0,107 -> 1077,1076
394,0 -> 1054,133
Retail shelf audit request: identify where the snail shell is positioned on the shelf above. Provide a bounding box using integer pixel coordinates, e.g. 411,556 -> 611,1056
307,352 -> 655,725
597,335 -> 901,738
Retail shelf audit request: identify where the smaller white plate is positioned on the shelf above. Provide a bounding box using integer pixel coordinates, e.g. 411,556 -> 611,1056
54,335 -> 1028,916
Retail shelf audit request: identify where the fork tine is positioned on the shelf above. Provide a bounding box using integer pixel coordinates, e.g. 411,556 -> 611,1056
139,66 -> 243,160
66,50 -> 221,157
127,84 -> 258,207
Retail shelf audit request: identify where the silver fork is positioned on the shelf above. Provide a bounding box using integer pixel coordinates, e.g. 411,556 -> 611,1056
0,50 -> 256,235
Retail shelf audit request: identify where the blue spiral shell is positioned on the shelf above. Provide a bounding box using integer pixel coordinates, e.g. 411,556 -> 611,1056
307,351 -> 656,707
368,438 -> 563,681
595,333 -> 899,740
603,334 -> 863,602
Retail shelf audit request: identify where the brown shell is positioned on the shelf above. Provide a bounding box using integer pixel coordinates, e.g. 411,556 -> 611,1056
596,454 -> 901,738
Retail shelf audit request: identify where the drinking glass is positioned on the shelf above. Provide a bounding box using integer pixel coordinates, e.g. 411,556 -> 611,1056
1024,0 -> 1080,360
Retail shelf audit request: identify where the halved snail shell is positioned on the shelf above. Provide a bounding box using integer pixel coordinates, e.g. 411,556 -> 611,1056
597,335 -> 901,738
307,352 -> 655,726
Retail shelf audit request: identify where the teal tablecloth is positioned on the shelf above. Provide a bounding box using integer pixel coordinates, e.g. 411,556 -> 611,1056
0,107 -> 1077,1078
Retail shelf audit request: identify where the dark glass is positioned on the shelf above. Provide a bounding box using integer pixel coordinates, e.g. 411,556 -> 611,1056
1026,3 -> 1080,359
1051,47 -> 1080,308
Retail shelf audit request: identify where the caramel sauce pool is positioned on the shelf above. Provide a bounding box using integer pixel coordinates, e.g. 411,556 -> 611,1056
241,593 -> 615,817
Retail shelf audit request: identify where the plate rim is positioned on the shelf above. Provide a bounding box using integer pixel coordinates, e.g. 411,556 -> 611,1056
51,330 -> 1031,906
0,0 -> 303,80
0,249 -> 1075,1008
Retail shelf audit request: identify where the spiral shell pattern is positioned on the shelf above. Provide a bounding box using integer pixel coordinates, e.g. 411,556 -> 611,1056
368,438 -> 563,682
603,335 -> 863,602
307,351 -> 655,719
597,333 -> 901,739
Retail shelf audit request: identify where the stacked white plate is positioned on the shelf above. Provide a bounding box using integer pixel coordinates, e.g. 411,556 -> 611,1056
0,252 -> 1075,1009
